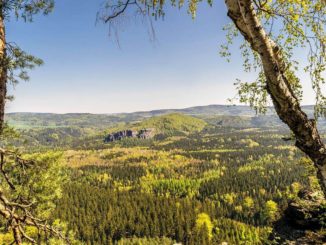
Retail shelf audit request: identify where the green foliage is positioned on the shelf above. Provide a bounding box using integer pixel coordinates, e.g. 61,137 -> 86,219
195,213 -> 213,240
0,150 -> 69,243
243,196 -> 254,209
6,112 -> 131,129
263,200 -> 279,223
55,183 -> 271,244
3,0 -> 54,21
220,0 -> 326,117
143,178 -> 201,198
45,123 -> 314,244
7,45 -> 44,86
238,154 -> 280,173
106,113 -> 207,137
3,113 -> 319,244
135,113 -> 207,133
2,0 -> 55,103
0,123 -> 20,143
213,218 -> 271,245
23,152 -> 66,217
139,113 -> 207,133
1,151 -> 66,219
116,236 -> 175,244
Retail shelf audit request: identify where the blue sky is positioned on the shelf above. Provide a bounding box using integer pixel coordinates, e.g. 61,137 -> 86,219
6,0 -> 315,113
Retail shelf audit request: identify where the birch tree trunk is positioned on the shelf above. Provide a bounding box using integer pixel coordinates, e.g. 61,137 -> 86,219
225,0 -> 326,197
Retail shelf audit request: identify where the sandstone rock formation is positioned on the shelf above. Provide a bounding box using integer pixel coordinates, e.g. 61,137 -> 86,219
270,189 -> 326,244
104,128 -> 154,142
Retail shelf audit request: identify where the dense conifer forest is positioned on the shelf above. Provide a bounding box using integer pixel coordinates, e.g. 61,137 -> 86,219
2,110 -> 323,244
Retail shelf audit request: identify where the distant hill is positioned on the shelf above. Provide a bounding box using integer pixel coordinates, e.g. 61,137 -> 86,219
107,113 -> 207,135
103,113 -> 207,142
132,113 -> 207,133
115,104 -> 316,117
4,113 -> 126,129
5,105 -> 326,150
5,104 -> 320,130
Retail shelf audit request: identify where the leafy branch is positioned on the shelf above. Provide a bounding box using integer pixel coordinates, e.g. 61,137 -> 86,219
0,148 -> 69,245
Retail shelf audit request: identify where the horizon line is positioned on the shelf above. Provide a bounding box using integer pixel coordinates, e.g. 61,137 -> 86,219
5,103 -> 316,115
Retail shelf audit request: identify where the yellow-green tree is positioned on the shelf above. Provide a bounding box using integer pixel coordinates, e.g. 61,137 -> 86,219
263,200 -> 279,223
243,196 -> 254,209
195,213 -> 213,242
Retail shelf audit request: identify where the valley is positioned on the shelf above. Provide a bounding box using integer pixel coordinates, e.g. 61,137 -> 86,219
1,105 -> 322,244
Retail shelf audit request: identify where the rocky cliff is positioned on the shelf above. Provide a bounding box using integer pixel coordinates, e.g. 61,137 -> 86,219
104,128 -> 154,142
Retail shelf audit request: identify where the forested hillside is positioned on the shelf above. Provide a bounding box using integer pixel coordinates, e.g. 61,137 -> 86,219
1,108 -> 324,244
6,105 -> 326,134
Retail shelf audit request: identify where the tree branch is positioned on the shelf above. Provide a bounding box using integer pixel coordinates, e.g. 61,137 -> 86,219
104,0 -> 137,23
0,148 -> 69,244
225,0 -> 326,196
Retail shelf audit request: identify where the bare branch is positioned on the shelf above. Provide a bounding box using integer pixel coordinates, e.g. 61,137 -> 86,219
103,0 -> 137,23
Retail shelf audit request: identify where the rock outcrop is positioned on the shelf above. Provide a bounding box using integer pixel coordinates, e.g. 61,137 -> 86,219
137,129 -> 154,139
270,189 -> 326,244
104,128 -> 154,142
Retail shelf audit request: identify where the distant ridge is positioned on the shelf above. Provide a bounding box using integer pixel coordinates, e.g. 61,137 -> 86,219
5,104 -> 318,129
6,104 -> 315,117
